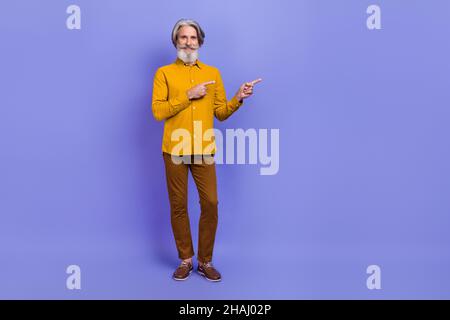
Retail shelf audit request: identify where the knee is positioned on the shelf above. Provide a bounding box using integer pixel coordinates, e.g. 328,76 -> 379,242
170,196 -> 187,215
200,196 -> 218,209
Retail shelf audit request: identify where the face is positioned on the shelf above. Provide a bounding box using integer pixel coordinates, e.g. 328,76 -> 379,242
176,26 -> 199,53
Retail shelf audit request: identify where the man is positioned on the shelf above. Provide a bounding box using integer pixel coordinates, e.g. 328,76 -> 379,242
152,19 -> 261,282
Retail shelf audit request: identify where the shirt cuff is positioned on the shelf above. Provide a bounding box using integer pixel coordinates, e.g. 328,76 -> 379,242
169,93 -> 191,115
230,95 -> 243,110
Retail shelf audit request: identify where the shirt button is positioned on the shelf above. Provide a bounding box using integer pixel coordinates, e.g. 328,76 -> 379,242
193,106 -> 196,110
191,80 -> 194,83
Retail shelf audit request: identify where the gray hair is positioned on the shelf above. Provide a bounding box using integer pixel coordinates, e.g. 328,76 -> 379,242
171,19 -> 205,48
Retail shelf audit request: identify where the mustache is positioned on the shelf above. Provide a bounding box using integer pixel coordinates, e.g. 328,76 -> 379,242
177,45 -> 199,50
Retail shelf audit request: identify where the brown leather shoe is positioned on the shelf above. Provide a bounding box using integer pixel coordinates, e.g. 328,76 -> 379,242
172,261 -> 193,281
197,261 -> 222,282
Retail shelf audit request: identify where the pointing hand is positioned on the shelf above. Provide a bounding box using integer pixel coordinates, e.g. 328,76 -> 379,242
236,78 -> 262,101
187,80 -> 215,100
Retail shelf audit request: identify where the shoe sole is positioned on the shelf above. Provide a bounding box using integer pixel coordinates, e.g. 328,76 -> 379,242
172,269 -> 193,281
197,269 -> 222,282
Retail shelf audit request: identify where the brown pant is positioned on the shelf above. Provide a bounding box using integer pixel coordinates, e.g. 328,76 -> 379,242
162,152 -> 219,263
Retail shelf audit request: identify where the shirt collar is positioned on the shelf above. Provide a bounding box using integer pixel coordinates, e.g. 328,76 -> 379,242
175,57 -> 203,69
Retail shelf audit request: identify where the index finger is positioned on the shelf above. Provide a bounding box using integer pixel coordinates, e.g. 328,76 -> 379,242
201,80 -> 216,86
250,78 -> 263,86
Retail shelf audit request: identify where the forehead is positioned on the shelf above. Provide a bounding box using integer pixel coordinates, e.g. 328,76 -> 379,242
178,25 -> 198,37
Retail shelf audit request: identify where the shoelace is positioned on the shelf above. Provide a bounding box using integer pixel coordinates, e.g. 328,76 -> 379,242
180,261 -> 191,268
202,262 -> 213,269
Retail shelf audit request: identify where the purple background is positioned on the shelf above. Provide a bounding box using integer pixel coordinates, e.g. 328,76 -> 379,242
1,0 -> 449,299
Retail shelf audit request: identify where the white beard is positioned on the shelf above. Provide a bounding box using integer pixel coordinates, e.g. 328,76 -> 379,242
177,48 -> 199,64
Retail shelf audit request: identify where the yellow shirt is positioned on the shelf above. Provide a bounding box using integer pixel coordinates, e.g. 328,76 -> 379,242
152,58 -> 243,156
